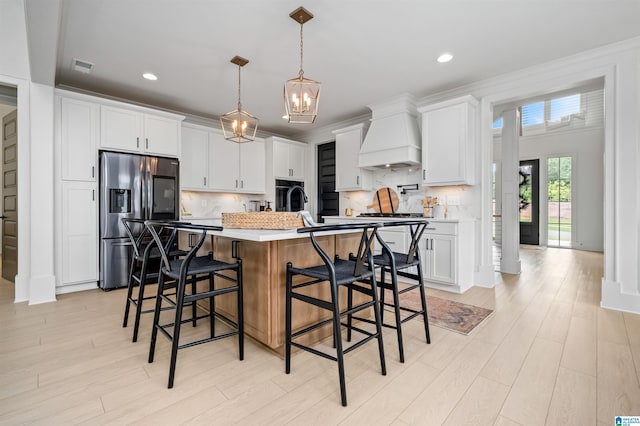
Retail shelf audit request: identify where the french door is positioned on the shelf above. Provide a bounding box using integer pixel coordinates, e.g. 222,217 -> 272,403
519,159 -> 540,245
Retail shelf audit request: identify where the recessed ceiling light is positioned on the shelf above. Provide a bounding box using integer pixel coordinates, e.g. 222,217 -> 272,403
437,53 -> 453,63
385,164 -> 391,168
142,73 -> 158,81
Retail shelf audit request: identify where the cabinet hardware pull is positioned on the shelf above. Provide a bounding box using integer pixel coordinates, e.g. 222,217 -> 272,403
136,137 -> 139,148
146,138 -> 149,149
426,227 -> 436,230
356,175 -> 359,185
235,179 -> 238,188
204,177 -> 207,186
241,180 -> 244,188
423,169 -> 426,180
92,189 -> 95,201
91,166 -> 95,178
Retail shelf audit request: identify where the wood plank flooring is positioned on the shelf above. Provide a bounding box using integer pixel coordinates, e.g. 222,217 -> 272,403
1,247 -> 639,425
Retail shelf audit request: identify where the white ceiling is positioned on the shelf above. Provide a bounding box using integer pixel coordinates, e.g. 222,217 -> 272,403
49,0 -> 640,138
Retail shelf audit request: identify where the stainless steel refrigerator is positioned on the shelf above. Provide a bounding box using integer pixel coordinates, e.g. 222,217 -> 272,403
99,151 -> 179,290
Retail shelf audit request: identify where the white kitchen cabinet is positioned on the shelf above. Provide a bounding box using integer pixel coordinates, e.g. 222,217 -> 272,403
180,126 -> 210,189
181,124 -> 265,193
272,138 -> 306,180
60,181 -> 98,286
60,97 -> 99,181
422,220 -> 474,293
100,105 -> 180,157
209,131 -> 265,193
239,139 -> 266,193
418,95 -> 478,186
333,124 -> 373,191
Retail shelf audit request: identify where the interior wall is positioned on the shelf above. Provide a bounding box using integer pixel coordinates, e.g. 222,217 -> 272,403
493,126 -> 605,251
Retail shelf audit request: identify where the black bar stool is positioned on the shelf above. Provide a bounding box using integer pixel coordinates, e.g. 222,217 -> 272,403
285,222 -> 386,407
146,221 -> 244,389
374,220 -> 431,362
121,218 -> 189,342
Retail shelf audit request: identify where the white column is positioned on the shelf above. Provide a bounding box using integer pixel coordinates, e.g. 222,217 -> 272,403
27,82 -> 56,304
500,108 -> 521,274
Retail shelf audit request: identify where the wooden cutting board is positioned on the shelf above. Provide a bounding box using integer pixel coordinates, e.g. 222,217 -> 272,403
367,187 -> 399,213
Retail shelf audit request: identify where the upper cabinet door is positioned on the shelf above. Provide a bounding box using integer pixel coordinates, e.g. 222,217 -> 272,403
180,126 -> 209,189
60,97 -> 98,181
334,124 -> 372,191
272,139 -> 306,180
288,143 -> 306,180
143,114 -> 179,157
272,140 -> 290,179
420,95 -> 477,186
100,105 -> 142,153
209,131 -> 240,191
239,138 -> 266,193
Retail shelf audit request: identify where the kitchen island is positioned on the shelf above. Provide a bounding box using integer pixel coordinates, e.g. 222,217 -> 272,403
184,225 -> 376,355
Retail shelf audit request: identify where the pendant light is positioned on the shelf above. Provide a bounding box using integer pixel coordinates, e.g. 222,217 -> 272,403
284,6 -> 321,124
220,56 -> 258,143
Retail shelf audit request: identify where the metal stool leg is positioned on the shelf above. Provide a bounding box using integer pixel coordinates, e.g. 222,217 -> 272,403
285,262 -> 293,374
330,282 -> 348,407
237,260 -> 244,360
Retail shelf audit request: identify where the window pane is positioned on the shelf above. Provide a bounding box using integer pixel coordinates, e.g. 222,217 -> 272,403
519,164 -> 532,223
549,94 -> 581,122
493,117 -> 503,129
521,102 -> 544,126
548,156 -> 572,247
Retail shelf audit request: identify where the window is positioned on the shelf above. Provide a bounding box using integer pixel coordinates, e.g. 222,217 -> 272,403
495,88 -> 603,136
547,156 -> 572,247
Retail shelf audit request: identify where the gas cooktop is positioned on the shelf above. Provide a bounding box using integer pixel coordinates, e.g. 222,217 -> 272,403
357,213 -> 425,218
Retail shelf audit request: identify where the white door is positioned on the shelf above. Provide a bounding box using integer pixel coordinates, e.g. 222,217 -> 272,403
272,140 -> 290,178
239,138 -> 265,193
100,106 -> 142,152
143,114 -> 179,157
288,143 -> 306,180
209,131 -> 240,191
60,97 -> 98,181
61,181 -> 98,285
180,127 -> 209,189
335,128 -> 360,190
426,233 -> 456,284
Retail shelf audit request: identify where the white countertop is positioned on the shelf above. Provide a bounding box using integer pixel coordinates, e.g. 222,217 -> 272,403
193,226 -> 363,242
324,216 -> 474,223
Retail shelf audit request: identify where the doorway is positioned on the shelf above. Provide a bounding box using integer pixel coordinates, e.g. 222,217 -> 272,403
0,85 -> 18,282
519,159 -> 539,245
316,142 -> 338,223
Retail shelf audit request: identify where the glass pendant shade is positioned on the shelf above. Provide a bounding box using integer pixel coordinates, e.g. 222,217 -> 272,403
220,108 -> 258,143
284,7 -> 320,124
284,75 -> 320,124
220,56 -> 258,143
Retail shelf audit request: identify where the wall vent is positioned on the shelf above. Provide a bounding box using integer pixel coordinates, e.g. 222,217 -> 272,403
72,58 -> 94,74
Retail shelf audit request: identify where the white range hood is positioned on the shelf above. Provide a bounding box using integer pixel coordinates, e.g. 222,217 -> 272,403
358,94 -> 421,169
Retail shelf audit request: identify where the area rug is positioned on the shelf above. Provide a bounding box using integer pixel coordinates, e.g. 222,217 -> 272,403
383,288 -> 493,335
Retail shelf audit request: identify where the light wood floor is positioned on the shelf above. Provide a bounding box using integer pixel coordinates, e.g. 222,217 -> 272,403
1,247 -> 639,425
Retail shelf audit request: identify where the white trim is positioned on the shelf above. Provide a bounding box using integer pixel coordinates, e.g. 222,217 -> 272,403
55,281 -> 98,295
0,74 -> 31,303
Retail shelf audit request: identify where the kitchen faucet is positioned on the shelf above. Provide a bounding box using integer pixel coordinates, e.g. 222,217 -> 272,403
286,185 -> 308,212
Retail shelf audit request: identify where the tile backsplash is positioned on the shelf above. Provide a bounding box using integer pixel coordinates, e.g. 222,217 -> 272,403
339,167 -> 474,218
181,191 -> 265,218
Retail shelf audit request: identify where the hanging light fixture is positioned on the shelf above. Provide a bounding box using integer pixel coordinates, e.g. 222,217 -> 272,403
284,6 -> 321,124
220,56 -> 258,143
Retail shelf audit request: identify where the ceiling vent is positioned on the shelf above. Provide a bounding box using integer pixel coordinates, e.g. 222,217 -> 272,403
72,58 -> 94,74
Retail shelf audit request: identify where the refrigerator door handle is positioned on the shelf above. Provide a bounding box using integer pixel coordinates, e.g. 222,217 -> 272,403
111,241 -> 133,247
